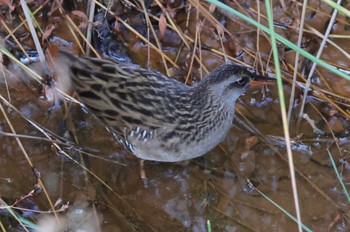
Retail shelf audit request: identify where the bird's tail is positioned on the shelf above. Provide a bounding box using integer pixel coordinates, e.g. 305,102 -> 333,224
54,50 -> 79,95
55,50 -> 98,94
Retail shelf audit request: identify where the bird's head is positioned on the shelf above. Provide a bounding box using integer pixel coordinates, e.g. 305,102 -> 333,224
200,64 -> 256,102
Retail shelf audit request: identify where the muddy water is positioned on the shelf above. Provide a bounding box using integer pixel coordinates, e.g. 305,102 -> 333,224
1,0 -> 350,231
1,81 -> 349,231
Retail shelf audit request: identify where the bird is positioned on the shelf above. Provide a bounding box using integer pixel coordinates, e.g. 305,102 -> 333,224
58,51 -> 264,162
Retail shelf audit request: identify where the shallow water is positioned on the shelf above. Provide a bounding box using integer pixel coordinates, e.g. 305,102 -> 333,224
1,80 -> 349,231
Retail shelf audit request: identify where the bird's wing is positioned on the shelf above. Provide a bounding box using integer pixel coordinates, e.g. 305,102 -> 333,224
62,53 -> 190,137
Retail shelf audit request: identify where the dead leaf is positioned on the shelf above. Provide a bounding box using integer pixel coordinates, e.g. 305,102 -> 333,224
216,25 -> 224,38
48,0 -> 63,15
42,24 -> 55,42
159,13 -> 167,39
114,16 -> 121,33
165,3 -> 177,18
71,10 -> 88,30
0,0 -> 14,11
244,136 -> 258,150
322,105 -> 338,116
209,4 -> 216,13
324,116 -> 344,133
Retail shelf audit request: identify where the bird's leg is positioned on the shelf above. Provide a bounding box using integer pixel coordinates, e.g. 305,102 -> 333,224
139,159 -> 149,187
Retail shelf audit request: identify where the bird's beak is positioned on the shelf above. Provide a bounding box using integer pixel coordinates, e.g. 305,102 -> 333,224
250,74 -> 278,87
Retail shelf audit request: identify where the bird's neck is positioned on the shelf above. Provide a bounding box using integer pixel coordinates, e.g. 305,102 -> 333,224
191,83 -> 234,113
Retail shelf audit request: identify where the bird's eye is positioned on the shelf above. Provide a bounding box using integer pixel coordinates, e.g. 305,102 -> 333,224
247,68 -> 255,73
236,77 -> 247,85
226,76 -> 250,91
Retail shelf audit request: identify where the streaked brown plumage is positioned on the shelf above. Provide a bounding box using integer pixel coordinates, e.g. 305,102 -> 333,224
60,51 -> 257,162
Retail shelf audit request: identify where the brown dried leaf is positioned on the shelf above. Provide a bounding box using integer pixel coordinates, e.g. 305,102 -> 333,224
165,3 -> 177,18
216,25 -> 224,38
322,105 -> 338,116
48,0 -> 63,15
42,24 -> 55,41
114,16 -> 121,33
209,4 -> 216,13
0,0 -> 14,11
324,116 -> 344,133
244,136 -> 258,151
159,13 -> 167,39
71,10 -> 88,30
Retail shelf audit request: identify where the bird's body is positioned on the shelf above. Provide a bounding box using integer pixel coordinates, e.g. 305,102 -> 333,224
60,51 -> 255,162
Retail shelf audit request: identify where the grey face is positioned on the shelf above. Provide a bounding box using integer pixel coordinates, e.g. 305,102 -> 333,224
202,64 -> 253,100
224,74 -> 252,92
